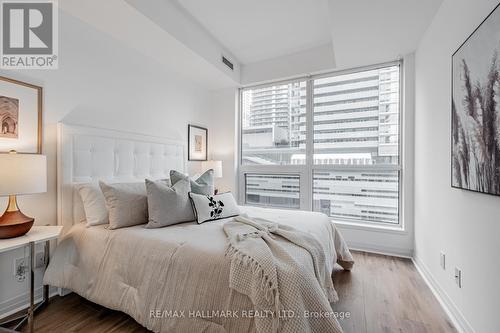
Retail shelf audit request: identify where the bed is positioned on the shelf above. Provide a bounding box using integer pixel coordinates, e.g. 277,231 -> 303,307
44,123 -> 354,333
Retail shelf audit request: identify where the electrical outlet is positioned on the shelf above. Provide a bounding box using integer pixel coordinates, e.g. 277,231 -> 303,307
13,257 -> 27,282
440,252 -> 446,270
35,251 -> 45,268
455,267 -> 462,288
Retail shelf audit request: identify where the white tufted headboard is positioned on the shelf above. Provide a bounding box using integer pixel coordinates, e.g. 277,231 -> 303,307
57,123 -> 186,233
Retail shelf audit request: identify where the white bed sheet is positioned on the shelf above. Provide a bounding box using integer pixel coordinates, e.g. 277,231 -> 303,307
44,206 -> 353,333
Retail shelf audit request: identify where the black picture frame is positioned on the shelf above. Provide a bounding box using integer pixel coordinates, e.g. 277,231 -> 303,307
188,124 -> 208,161
451,2 -> 500,197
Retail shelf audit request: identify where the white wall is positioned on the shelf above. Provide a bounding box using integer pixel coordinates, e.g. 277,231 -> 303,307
0,10 -> 214,317
209,88 -> 238,193
414,1 -> 500,332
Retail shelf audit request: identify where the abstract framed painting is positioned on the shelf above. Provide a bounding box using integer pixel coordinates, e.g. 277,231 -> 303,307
452,3 -> 500,196
0,76 -> 42,154
188,124 -> 207,161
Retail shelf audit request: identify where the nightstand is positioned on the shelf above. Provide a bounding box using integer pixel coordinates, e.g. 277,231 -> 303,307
0,226 -> 62,333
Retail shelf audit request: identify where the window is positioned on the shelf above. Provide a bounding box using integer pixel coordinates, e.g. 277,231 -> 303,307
313,170 -> 399,224
239,63 -> 402,227
245,174 -> 300,209
241,81 -> 306,165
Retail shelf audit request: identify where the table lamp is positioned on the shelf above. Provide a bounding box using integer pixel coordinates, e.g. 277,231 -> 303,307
0,151 -> 47,238
202,160 -> 222,194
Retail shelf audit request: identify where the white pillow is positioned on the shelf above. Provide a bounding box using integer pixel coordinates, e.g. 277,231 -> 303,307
99,181 -> 148,229
189,192 -> 240,224
77,183 -> 108,227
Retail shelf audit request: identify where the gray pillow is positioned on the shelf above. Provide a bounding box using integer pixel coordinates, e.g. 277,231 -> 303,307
145,179 -> 195,228
170,169 -> 214,195
99,181 -> 148,229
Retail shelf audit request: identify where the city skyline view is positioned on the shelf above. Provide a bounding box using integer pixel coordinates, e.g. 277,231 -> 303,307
241,65 -> 401,224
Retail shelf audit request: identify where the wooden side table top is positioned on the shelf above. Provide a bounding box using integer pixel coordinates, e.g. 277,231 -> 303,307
0,226 -> 62,253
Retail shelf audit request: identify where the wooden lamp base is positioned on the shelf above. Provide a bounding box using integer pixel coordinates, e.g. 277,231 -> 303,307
0,195 -> 34,239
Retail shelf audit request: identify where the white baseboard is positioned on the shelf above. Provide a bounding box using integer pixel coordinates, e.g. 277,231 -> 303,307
412,256 -> 475,333
0,286 -> 58,320
57,287 -> 72,297
347,241 -> 413,258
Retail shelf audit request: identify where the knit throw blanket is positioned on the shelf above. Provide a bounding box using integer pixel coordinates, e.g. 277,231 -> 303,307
224,214 -> 344,333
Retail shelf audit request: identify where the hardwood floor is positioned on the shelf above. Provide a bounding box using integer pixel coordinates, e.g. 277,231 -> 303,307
14,251 -> 456,333
331,251 -> 457,333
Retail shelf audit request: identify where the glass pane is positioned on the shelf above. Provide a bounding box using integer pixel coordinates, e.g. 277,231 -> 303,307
241,81 -> 306,165
313,66 -> 400,165
245,174 -> 300,209
313,170 -> 399,224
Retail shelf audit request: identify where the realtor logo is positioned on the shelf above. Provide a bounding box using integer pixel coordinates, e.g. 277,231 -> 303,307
1,0 -> 58,69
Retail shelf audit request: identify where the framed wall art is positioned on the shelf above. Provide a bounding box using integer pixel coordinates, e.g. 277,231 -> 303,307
452,3 -> 500,196
0,76 -> 42,154
188,124 -> 207,161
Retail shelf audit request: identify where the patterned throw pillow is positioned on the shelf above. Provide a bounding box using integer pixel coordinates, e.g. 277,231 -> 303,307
170,169 -> 214,196
189,192 -> 240,224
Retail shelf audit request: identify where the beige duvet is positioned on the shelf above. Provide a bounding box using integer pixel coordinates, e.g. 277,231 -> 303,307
44,206 -> 354,333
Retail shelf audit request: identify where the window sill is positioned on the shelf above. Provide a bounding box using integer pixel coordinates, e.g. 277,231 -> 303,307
332,219 -> 407,235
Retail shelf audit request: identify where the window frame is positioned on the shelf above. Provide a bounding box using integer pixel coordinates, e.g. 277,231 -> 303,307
237,60 -> 405,229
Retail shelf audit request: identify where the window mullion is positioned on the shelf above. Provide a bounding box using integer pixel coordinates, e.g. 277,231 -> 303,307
303,78 -> 314,211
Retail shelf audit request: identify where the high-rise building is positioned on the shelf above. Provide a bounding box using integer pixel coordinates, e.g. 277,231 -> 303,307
241,82 -> 305,165
242,67 -> 399,165
310,66 -> 399,165
247,83 -> 304,129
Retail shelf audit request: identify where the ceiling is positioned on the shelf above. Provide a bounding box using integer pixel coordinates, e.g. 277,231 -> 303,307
175,0 -> 333,64
61,0 -> 238,89
328,0 -> 443,69
63,0 -> 444,88
174,0 -> 443,70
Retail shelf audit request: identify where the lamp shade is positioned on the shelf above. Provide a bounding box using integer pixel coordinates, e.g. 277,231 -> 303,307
202,160 -> 223,178
0,153 -> 47,196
